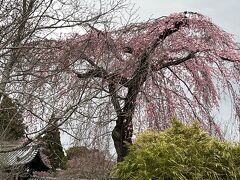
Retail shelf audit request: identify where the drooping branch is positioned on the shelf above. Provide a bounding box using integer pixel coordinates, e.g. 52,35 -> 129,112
220,56 -> 240,62
153,52 -> 196,70
166,67 -> 223,137
109,83 -> 122,117
127,16 -> 188,85
75,68 -> 130,87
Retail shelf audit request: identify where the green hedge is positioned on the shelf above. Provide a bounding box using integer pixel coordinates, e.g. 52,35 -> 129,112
112,119 -> 240,180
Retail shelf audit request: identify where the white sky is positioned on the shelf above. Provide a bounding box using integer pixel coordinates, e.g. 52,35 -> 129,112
131,0 -> 240,41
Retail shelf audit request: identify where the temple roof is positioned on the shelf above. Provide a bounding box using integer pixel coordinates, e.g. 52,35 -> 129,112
0,143 -> 51,171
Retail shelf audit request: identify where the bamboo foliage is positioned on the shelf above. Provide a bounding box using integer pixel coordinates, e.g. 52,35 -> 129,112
112,118 -> 240,179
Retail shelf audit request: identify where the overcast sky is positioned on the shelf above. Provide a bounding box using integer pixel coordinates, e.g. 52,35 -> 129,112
131,0 -> 240,41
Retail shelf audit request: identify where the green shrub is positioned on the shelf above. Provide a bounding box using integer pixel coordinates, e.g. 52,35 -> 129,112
66,146 -> 89,160
112,118 -> 240,180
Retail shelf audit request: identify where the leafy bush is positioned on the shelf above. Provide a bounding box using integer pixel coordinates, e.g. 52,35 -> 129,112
112,119 -> 240,180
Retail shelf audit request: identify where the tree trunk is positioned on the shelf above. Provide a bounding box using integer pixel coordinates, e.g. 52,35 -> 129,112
112,115 -> 133,162
112,53 -> 150,162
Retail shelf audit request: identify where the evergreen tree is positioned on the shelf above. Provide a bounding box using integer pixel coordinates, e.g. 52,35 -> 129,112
42,115 -> 67,171
0,94 -> 25,141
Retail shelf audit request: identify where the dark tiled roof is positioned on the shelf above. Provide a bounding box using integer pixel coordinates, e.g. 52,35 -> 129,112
0,144 -> 51,170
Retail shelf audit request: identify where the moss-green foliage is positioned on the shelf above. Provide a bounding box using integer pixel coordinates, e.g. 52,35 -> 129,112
42,119 -> 67,171
112,118 -> 240,180
66,146 -> 89,160
0,94 -> 25,140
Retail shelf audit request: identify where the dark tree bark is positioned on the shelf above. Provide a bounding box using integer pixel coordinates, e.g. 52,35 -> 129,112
112,52 -> 150,161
